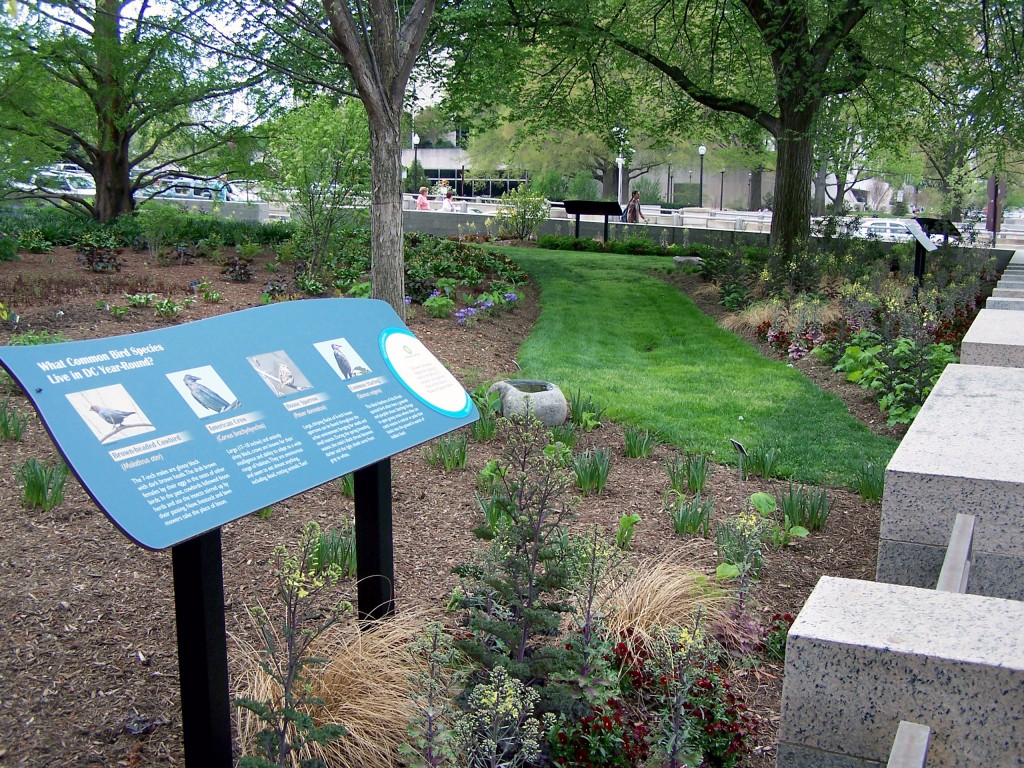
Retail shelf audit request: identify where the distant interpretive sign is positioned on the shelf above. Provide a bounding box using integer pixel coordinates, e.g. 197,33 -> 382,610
0,299 -> 477,549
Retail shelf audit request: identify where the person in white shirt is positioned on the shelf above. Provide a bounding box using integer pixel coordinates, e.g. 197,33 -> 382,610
441,190 -> 455,212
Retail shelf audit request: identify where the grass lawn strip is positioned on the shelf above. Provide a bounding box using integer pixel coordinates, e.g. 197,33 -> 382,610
502,247 -> 896,487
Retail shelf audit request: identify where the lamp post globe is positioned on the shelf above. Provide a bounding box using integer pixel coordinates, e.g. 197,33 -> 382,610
698,145 -> 707,208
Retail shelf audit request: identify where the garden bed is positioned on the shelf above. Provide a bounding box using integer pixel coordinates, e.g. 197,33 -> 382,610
0,246 -> 882,766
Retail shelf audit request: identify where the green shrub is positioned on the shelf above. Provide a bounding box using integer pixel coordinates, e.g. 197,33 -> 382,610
487,185 -> 550,241
835,333 -> 958,425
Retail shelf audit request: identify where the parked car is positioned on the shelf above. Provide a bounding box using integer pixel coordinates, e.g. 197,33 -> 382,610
13,171 -> 96,199
142,177 -> 224,201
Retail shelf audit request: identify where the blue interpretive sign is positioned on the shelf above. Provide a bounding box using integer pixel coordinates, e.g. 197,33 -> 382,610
0,299 -> 477,550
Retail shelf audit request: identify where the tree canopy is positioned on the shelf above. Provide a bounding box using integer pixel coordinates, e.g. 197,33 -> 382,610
0,0 -> 259,222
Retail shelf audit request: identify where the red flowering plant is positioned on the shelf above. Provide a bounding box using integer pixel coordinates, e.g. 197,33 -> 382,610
547,697 -> 650,768
611,627 -> 757,768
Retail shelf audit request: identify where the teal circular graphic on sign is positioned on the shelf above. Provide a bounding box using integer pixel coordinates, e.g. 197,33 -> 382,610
379,328 -> 473,417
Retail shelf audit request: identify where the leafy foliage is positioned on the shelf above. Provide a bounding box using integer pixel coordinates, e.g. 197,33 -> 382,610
486,185 -> 550,241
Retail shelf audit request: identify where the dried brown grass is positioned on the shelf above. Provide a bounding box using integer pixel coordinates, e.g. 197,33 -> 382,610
602,558 -> 733,654
234,607 -> 439,768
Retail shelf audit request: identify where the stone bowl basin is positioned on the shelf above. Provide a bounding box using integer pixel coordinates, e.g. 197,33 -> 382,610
486,379 -> 567,427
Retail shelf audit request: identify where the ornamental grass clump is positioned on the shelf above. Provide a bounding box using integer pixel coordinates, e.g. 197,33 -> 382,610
306,517 -> 357,579
422,432 -> 468,470
0,399 -> 27,441
624,426 -> 657,459
236,607 -> 433,768
567,389 -> 605,431
602,559 -> 731,658
779,482 -> 832,532
664,491 -> 713,538
573,447 -> 611,496
857,460 -> 885,502
18,458 -> 67,511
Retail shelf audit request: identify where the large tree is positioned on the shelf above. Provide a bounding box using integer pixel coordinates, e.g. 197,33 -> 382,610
436,0 -> 1015,256
232,0 -> 439,316
0,0 -> 258,222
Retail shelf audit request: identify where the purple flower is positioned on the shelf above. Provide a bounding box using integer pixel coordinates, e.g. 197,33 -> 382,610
403,295 -> 412,305
455,307 -> 478,325
429,289 -> 442,298
504,292 -> 518,302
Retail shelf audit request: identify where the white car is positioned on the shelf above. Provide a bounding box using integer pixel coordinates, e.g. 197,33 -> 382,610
857,218 -> 954,246
15,171 -> 96,199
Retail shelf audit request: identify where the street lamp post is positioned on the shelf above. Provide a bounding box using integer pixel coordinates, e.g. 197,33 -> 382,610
720,170 -> 725,211
616,155 -> 625,206
698,145 -> 706,208
412,133 -> 420,189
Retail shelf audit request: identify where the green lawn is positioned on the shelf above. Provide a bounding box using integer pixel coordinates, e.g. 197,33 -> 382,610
499,246 -> 896,488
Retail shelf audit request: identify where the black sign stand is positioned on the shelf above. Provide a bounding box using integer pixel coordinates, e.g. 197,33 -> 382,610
563,200 -> 625,242
172,528 -> 233,767
354,458 -> 396,620
912,217 -> 961,286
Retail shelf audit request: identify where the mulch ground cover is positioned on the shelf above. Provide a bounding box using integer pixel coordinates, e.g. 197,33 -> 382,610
0,245 -> 886,766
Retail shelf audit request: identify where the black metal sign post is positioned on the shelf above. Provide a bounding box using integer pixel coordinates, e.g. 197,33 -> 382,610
172,528 -> 233,767
354,458 -> 396,620
911,217 -> 961,288
564,200 -> 626,242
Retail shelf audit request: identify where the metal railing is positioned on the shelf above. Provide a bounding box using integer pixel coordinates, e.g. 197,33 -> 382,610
887,721 -> 932,768
936,513 -> 975,594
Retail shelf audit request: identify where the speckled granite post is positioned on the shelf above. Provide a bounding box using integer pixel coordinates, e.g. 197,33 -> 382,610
986,296 -> 1024,310
878,364 -> 1024,599
992,288 -> 1024,298
777,577 -> 1024,768
960,309 -> 1024,367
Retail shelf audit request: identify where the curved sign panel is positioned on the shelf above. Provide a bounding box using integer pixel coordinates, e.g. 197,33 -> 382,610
0,299 -> 477,550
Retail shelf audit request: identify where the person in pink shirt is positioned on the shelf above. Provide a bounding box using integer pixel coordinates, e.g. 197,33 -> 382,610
416,186 -> 430,210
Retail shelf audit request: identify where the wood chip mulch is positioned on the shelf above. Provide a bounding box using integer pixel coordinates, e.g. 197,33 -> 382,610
0,247 -> 888,766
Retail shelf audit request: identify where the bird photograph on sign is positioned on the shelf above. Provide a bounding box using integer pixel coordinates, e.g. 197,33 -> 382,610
66,384 -> 156,443
247,350 -> 312,396
167,365 -> 241,417
314,337 -> 371,381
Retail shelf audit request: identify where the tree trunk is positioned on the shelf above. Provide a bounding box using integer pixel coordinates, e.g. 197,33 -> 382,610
770,111 -> 815,255
813,163 -> 828,216
600,165 -> 616,200
93,143 -> 134,224
750,167 -> 764,211
369,119 -> 406,319
93,0 -> 134,224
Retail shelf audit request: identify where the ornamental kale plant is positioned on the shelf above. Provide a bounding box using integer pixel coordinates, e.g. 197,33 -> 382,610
451,666 -> 544,768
